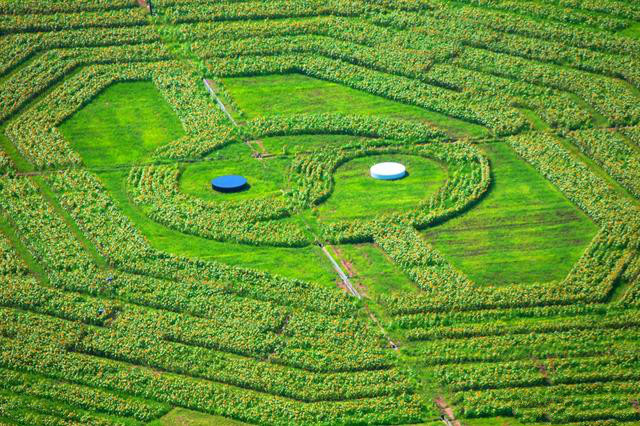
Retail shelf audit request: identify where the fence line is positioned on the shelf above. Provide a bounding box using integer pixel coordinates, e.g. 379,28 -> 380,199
320,244 -> 361,299
203,79 -> 238,126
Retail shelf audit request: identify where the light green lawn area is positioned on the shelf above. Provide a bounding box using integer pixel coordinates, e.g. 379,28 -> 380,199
180,152 -> 290,203
59,81 -> 185,168
317,154 -> 447,222
149,408 -> 252,426
423,142 -> 598,286
620,23 -> 640,39
221,73 -> 488,139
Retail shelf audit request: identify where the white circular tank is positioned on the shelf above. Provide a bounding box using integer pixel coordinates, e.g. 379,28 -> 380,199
370,162 -> 407,180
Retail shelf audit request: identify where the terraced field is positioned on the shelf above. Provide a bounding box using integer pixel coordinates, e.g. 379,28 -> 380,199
0,1 -> 639,426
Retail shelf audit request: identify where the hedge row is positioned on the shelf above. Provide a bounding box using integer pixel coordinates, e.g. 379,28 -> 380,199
393,303 -> 611,329
404,310 -> 640,341
0,0 -> 137,15
541,0 -> 640,21
0,368 -> 171,422
565,128 -> 640,198
433,354 -> 640,392
0,7 -> 148,34
0,43 -> 172,122
411,327 -> 640,365
0,324 -> 423,425
161,0 -> 367,25
454,47 -> 640,126
48,268 -> 288,330
205,54 -> 523,135
0,25 -> 160,76
423,13 -> 640,89
0,233 -> 27,277
447,0 -> 631,31
0,152 -> 13,176
0,391 -> 126,426
431,3 -> 640,57
0,177 -> 93,271
457,381 -> 640,418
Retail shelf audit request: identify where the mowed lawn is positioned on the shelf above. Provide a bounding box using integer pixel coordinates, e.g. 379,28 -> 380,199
423,142 -> 599,285
317,154 -> 447,222
180,154 -> 290,203
59,81 -> 185,168
221,73 -> 488,139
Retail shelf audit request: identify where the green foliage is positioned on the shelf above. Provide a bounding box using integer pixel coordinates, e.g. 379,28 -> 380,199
1,1 -> 640,425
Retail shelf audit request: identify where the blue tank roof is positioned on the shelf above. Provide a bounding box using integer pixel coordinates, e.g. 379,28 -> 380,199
211,175 -> 248,192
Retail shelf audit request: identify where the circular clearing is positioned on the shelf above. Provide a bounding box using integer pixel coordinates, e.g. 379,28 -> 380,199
211,175 -> 248,193
370,162 -> 407,180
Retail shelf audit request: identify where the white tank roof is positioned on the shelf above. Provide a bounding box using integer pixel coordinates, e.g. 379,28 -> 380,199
370,162 -> 407,180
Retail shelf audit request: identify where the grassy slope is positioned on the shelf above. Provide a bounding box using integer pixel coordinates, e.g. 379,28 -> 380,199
222,73 -> 488,139
423,142 -> 598,286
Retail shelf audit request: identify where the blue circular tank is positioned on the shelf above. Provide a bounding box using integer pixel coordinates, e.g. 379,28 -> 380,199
211,175 -> 248,193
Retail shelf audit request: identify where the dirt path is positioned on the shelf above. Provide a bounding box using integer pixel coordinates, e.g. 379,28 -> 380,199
252,139 -> 270,157
435,397 -> 462,426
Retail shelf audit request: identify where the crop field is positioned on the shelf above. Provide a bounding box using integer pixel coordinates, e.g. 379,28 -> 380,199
0,0 -> 640,426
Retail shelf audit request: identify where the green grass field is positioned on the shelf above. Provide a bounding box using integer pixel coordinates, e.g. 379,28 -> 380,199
222,73 -> 488,139
59,79 -> 599,289
423,142 -> 598,285
59,81 -> 185,168
180,154 -> 290,203
316,154 -> 447,222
